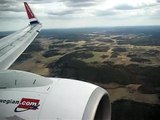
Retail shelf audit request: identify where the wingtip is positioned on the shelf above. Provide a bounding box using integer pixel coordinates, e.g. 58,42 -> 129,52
24,2 -> 40,25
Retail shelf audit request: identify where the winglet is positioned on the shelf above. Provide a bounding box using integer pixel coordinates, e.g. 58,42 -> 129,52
24,2 -> 39,25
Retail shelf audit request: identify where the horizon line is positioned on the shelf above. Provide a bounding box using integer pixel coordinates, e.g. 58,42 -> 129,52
0,24 -> 160,32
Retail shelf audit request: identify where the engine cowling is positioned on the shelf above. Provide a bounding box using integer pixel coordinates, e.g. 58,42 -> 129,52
0,70 -> 111,120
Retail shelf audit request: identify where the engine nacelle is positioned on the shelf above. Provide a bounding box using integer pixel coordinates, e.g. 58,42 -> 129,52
0,70 -> 111,120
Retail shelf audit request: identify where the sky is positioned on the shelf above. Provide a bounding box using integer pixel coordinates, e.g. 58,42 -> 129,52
0,0 -> 160,31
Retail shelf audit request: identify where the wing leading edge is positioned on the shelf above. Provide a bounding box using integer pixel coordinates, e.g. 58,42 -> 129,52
0,2 -> 42,70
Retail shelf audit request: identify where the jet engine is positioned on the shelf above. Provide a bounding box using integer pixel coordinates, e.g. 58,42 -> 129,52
0,70 -> 111,120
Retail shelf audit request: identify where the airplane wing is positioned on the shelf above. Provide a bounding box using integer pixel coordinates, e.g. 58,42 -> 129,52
0,2 -> 42,70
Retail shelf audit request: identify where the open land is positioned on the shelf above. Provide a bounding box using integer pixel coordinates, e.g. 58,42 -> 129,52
5,26 -> 160,120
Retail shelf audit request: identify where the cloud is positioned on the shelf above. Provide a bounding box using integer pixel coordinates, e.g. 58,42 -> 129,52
26,0 -> 53,4
59,0 -> 101,7
0,4 -> 24,12
114,2 -> 158,10
96,9 -> 117,17
44,0 -> 99,17
114,4 -> 138,10
48,9 -> 76,16
0,1 -> 24,18
0,0 -> 16,4
148,5 -> 160,19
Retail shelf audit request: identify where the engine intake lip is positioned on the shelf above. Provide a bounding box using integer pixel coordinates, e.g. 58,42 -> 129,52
82,87 -> 111,120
